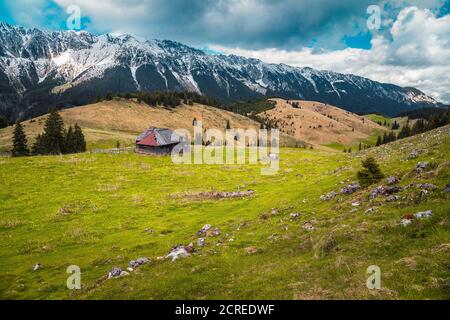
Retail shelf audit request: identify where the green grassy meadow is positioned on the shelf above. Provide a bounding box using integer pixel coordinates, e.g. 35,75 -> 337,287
0,126 -> 449,300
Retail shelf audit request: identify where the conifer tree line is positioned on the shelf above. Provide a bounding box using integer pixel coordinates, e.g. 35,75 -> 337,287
97,91 -> 221,109
12,109 -> 86,157
375,108 -> 450,147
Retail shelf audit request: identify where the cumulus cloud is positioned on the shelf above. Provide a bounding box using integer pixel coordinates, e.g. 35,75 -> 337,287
51,0 -> 376,49
210,7 -> 450,103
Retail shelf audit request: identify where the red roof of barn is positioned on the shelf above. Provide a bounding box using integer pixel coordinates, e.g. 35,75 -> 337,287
136,128 -> 180,147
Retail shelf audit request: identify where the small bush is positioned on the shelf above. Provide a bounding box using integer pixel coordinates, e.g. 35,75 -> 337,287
357,157 -> 384,188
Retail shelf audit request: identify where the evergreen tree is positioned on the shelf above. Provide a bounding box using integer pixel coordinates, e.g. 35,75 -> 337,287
382,132 -> 388,144
357,157 -> 384,188
226,120 -> 231,130
397,121 -> 411,139
73,124 -> 86,153
391,120 -> 400,130
12,121 -> 29,157
375,136 -> 382,146
42,109 -> 65,154
63,126 -> 76,153
32,134 -> 46,155
358,142 -> 362,151
0,115 -> 8,129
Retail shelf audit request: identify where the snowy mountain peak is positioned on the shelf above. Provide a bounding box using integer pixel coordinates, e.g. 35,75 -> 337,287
0,23 -> 443,120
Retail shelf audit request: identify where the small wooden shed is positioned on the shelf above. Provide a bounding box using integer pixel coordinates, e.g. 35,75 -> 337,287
135,127 -> 180,155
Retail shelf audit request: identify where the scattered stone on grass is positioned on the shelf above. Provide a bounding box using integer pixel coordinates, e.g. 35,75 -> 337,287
445,182 -> 450,192
290,212 -> 300,220
320,191 -> 337,201
400,218 -> 413,227
197,238 -> 205,247
351,202 -> 360,207
271,208 -> 278,215
197,224 -> 221,237
244,246 -> 258,255
400,210 -> 432,226
128,257 -> 150,269
369,186 -> 385,199
414,210 -> 432,219
144,228 -> 154,234
409,149 -> 420,159
182,190 -> 255,200
33,263 -> 42,271
370,185 -> 402,199
386,176 -> 399,185
416,183 -> 437,191
166,244 -> 194,262
386,195 -> 400,202
302,221 -> 315,231
108,267 -> 129,279
415,162 -> 429,173
197,224 -> 211,236
365,207 -> 377,214
340,183 -> 360,195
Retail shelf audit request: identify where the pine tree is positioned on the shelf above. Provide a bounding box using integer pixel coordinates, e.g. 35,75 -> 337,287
382,132 -> 388,144
0,115 -> 8,129
357,157 -> 384,188
375,136 -> 382,146
73,124 -> 86,153
63,126 -> 76,154
42,109 -> 65,154
12,121 -> 29,157
226,120 -> 231,130
397,123 -> 411,139
32,134 -> 46,155
358,142 -> 362,151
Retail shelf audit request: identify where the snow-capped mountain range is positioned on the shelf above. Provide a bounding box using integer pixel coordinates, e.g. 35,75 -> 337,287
0,22 -> 443,120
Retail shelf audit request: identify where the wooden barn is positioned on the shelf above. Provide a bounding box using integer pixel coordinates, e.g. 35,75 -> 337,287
135,127 -> 181,155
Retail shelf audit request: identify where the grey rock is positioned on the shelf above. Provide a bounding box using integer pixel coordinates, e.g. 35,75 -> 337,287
445,182 -> 450,192
340,183 -> 361,195
415,162 -> 429,173
416,183 -> 437,190
33,263 -> 42,271
369,186 -> 386,199
166,244 -> 194,262
409,149 -> 420,159
290,212 -> 300,220
197,224 -> 212,236
108,267 -> 127,279
414,210 -> 432,219
128,257 -> 150,269
386,195 -> 399,202
400,218 -> 413,227
386,176 -> 399,185
385,186 -> 402,194
197,238 -> 205,247
302,221 -> 315,231
320,191 -> 337,201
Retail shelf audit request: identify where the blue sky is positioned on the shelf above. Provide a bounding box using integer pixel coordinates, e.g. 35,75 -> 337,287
1,0 -> 449,102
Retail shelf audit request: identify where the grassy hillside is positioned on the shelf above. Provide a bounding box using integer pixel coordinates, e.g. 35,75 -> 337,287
0,98 -> 304,152
0,125 -> 449,299
260,99 -> 387,148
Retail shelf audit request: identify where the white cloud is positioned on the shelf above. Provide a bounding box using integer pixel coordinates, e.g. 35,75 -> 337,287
210,7 -> 450,103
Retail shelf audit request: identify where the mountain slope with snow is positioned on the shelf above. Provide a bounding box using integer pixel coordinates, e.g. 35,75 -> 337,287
0,22 -> 444,121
